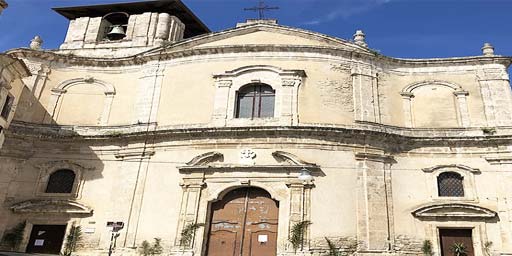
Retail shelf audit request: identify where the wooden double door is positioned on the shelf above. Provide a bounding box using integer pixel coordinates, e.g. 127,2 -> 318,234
207,187 -> 279,256
439,229 -> 474,256
26,224 -> 67,254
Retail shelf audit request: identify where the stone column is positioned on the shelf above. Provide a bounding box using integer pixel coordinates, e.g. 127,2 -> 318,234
477,67 -> 512,126
134,63 -> 165,124
400,92 -> 414,128
211,80 -> 232,126
287,181 -> 313,251
355,152 -> 394,252
352,66 -> 380,123
454,90 -> 471,127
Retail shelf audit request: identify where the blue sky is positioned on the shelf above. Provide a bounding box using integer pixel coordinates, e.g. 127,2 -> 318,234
1,0 -> 512,59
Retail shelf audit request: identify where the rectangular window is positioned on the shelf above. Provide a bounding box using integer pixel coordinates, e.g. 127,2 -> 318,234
1,94 -> 13,119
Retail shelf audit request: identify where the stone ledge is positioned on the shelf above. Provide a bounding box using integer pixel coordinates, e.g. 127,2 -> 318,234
6,121 -> 512,147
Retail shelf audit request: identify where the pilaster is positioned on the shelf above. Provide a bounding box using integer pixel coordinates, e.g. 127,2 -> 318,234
134,63 -> 165,124
352,66 -> 380,123
400,92 -> 414,128
174,180 -> 205,249
354,152 -> 394,252
287,181 -> 313,252
477,67 -> 512,126
454,90 -> 471,127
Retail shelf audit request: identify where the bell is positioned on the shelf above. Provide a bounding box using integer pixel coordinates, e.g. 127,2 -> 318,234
107,25 -> 126,40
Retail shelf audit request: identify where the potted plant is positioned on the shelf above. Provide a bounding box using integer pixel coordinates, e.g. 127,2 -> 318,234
451,242 -> 467,256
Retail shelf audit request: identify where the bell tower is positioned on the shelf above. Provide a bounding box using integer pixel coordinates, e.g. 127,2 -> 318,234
53,0 -> 209,56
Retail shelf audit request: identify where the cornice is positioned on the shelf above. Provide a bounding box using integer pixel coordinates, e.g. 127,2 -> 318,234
6,44 -> 511,70
6,121 -> 512,148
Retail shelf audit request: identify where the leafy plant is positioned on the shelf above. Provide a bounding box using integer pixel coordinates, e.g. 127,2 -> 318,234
62,225 -> 83,256
139,238 -> 163,256
484,241 -> 493,256
422,240 -> 433,256
0,221 -> 26,251
324,237 -> 340,256
179,223 -> 204,248
289,220 -> 311,252
451,242 -> 467,256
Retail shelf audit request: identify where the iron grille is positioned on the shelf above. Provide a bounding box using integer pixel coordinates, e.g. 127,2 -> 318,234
45,169 -> 76,194
437,172 -> 464,197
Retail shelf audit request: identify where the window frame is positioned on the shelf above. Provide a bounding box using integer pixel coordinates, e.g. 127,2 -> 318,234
45,169 -> 77,194
437,171 -> 464,197
422,164 -> 479,202
212,65 -> 306,127
235,83 -> 276,119
35,161 -> 86,198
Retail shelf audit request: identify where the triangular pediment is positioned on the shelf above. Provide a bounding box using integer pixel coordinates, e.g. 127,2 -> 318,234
169,23 -> 370,53
11,199 -> 93,215
412,203 -> 497,219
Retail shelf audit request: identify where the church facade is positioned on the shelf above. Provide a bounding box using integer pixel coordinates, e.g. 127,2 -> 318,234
1,1 -> 512,256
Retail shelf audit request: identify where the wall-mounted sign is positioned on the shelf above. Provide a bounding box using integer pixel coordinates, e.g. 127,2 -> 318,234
106,221 -> 124,232
34,239 -> 44,246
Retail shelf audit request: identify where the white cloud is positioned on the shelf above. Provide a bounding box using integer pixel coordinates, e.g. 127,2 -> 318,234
302,0 -> 392,25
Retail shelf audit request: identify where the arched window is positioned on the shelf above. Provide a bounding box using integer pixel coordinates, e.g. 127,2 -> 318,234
45,169 -> 76,194
235,83 -> 275,118
437,172 -> 464,197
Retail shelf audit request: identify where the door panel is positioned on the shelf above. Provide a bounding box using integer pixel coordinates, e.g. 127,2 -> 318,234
26,225 -> 67,254
207,187 -> 279,256
439,229 -> 474,256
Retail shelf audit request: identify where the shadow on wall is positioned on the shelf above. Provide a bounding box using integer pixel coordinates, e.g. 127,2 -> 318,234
0,82 -> 105,253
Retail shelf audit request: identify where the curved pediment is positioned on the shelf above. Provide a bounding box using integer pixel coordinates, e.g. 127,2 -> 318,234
169,23 -> 370,54
412,203 -> 497,219
11,199 -> 93,215
272,151 -> 317,167
186,151 -> 224,166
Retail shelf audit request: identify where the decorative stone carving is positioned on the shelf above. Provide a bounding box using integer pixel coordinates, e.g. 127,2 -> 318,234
482,43 -> 495,56
239,149 -> 256,165
11,199 -> 93,214
186,152 -> 224,166
412,203 -> 497,219
272,151 -> 317,166
353,30 -> 367,47
422,164 -> 480,174
29,36 -> 43,50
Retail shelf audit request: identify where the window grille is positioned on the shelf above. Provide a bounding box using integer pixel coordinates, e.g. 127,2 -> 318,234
437,172 -> 464,197
236,83 -> 275,118
45,169 -> 76,194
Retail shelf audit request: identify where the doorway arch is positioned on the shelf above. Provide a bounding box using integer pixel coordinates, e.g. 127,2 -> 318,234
206,187 -> 279,256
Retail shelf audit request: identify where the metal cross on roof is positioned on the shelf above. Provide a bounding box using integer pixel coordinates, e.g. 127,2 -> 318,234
244,0 -> 279,19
